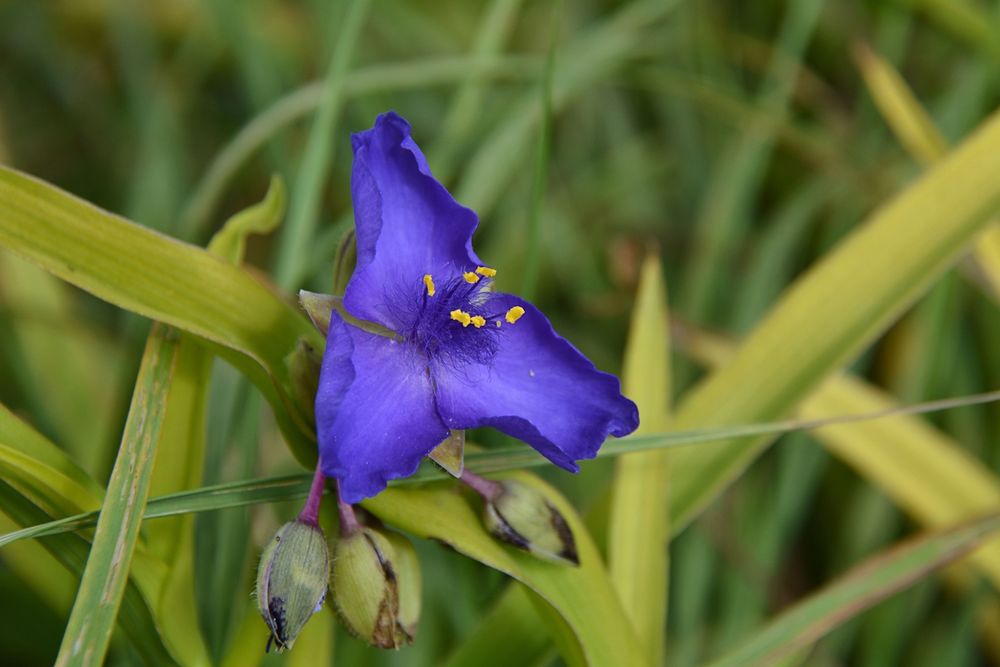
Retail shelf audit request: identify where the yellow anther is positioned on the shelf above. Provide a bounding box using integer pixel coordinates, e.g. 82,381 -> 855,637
463,271 -> 480,284
450,309 -> 472,327
495,320 -> 502,327
470,315 -> 486,328
423,274 -> 436,297
475,266 -> 497,278
505,306 -> 526,324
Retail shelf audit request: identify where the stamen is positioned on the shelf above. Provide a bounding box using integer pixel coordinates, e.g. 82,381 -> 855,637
495,320 -> 502,328
470,315 -> 486,328
423,274 -> 436,297
475,266 -> 497,278
505,306 -> 525,324
450,309 -> 472,327
463,272 -> 480,284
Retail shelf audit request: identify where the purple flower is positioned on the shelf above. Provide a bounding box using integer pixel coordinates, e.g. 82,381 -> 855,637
316,112 -> 639,503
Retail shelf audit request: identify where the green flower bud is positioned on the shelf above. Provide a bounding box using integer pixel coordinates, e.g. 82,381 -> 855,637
330,527 -> 407,649
256,520 -> 330,652
483,480 -> 579,566
286,338 -> 322,426
382,531 -> 421,642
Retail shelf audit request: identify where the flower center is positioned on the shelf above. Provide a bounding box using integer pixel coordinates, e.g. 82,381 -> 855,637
404,267 -> 522,366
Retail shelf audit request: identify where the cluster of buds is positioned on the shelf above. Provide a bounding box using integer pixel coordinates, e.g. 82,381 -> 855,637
256,457 -> 577,652
255,466 -> 422,652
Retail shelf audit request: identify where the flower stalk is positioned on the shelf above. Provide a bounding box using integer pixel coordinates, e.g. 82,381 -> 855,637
336,480 -> 363,537
458,469 -> 503,501
298,464 -> 327,526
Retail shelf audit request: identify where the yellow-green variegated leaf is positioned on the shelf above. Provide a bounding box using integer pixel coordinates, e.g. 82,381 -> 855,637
806,378 -> 1000,585
608,253 -> 671,665
284,608 -> 336,667
0,167 -> 315,369
665,107 -> 1000,532
0,481 -> 177,665
145,334 -> 213,667
0,166 -> 322,464
708,515 -> 1000,667
364,472 -> 645,667
56,325 -> 179,667
444,585 -> 553,667
681,327 -> 1000,594
206,174 -> 286,264
0,402 -> 103,516
855,44 -> 1000,303
0,510 -> 76,615
149,177 -> 288,667
0,251 -> 118,474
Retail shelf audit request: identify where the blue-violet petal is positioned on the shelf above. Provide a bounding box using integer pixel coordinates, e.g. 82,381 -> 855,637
344,112 -> 482,331
432,295 -> 639,471
316,311 -> 450,503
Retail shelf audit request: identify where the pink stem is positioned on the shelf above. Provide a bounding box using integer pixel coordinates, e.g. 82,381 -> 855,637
336,479 -> 362,537
297,465 -> 327,526
460,469 -> 503,501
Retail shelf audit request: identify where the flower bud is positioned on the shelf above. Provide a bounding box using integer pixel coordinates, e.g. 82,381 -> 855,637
382,531 -> 421,642
330,527 -> 407,648
482,480 -> 579,565
287,338 -> 322,425
256,520 -> 331,652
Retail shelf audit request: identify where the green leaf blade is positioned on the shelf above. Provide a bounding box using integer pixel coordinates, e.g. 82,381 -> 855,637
608,254 -> 672,665
0,402 -> 104,517
364,473 -> 646,667
708,515 -> 1000,667
0,165 -> 320,381
667,106 -> 1000,531
55,324 -> 179,667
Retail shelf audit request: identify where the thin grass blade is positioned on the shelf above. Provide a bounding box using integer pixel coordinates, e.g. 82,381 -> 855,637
272,0 -> 368,289
707,514 -> 1000,667
682,326 -> 1000,594
9,384 -> 1000,549
519,1 -> 557,302
666,106 -> 1000,532
55,324 -> 178,667
0,482 -> 177,666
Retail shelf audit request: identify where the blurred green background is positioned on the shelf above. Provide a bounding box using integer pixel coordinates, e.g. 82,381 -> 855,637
2,0 -> 1000,665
